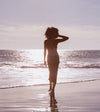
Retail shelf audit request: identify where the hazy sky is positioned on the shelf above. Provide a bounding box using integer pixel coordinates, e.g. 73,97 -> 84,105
0,0 -> 100,50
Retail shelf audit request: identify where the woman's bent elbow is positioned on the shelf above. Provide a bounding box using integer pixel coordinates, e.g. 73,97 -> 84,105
65,36 -> 69,40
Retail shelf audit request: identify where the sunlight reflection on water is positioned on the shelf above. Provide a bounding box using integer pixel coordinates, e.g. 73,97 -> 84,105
0,49 -> 100,88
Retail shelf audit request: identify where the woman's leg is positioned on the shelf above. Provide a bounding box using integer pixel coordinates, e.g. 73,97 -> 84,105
52,64 -> 58,92
48,63 -> 59,92
52,82 -> 56,92
48,64 -> 53,91
48,81 -> 52,91
49,82 -> 56,92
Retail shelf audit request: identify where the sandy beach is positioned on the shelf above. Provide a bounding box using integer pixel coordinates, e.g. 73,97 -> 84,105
0,80 -> 100,112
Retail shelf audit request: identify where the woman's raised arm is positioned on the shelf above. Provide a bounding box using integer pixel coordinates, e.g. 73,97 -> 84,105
56,35 -> 69,43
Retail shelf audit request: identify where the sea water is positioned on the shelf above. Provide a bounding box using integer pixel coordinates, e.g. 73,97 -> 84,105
0,49 -> 100,89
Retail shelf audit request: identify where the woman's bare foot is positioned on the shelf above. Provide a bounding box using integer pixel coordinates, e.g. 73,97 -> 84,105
48,88 -> 52,91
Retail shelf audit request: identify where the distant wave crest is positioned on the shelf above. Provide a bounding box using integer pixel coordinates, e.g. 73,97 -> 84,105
0,62 -> 100,69
64,63 -> 100,68
20,63 -> 100,69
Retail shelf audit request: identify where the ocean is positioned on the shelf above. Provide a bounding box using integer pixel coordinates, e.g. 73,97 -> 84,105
0,49 -> 100,89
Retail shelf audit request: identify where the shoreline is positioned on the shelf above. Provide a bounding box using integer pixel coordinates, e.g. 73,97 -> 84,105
0,80 -> 100,112
0,78 -> 100,89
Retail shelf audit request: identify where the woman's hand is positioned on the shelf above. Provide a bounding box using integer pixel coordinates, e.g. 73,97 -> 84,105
44,60 -> 46,65
58,35 -> 69,40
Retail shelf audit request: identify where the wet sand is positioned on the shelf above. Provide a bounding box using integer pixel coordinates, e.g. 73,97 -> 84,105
0,80 -> 100,112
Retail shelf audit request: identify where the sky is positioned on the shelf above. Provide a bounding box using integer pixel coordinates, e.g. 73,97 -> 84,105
0,0 -> 100,50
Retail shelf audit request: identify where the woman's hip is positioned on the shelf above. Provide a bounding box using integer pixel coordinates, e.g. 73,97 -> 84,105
47,56 -> 59,65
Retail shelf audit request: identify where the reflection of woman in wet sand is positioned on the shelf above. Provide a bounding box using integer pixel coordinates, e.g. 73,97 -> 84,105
49,91 -> 58,112
44,27 -> 69,93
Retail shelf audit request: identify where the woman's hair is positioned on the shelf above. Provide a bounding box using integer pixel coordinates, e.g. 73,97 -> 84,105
45,27 -> 59,39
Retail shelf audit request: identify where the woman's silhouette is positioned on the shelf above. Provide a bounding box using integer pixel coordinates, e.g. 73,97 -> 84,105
44,27 -> 69,93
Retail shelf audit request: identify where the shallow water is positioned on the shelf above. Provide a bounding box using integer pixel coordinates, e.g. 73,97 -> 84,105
0,49 -> 100,89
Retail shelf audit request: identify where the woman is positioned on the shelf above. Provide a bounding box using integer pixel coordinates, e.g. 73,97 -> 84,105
44,27 -> 69,93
